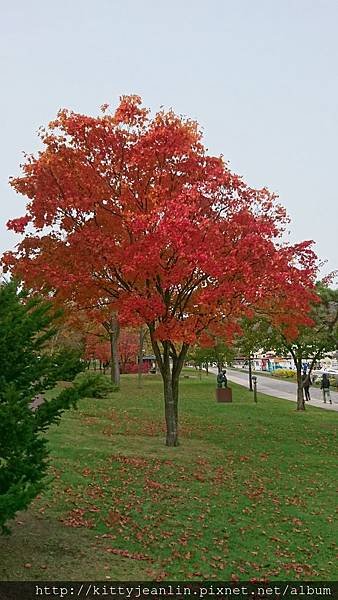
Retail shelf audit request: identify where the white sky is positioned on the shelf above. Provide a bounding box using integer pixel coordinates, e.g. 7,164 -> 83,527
1,0 -> 337,274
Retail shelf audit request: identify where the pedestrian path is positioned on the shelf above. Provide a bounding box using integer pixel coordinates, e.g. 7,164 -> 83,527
208,367 -> 338,412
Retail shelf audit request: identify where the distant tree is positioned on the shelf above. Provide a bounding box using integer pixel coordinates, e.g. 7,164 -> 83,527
235,283 -> 338,410
84,329 -> 110,368
66,309 -> 120,385
136,325 -> 148,387
275,283 -> 338,410
118,329 -> 139,373
47,315 -> 85,356
0,281 -> 87,533
188,343 -> 234,377
233,317 -> 271,391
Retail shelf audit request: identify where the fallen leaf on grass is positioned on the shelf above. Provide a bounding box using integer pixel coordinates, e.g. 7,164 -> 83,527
106,548 -> 152,562
61,508 -> 94,528
145,479 -> 165,490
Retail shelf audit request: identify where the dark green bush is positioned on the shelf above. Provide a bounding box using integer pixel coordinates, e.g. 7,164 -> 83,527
52,348 -> 85,381
73,371 -> 118,398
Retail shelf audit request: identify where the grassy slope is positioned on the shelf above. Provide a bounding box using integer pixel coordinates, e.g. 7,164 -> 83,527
1,372 -> 336,581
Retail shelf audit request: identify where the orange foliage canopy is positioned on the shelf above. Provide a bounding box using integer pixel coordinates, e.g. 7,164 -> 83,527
4,95 -> 318,348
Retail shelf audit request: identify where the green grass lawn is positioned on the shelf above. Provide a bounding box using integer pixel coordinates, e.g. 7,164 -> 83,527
1,372 -> 337,582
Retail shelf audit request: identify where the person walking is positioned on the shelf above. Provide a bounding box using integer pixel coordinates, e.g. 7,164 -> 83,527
320,372 -> 332,404
302,370 -> 312,402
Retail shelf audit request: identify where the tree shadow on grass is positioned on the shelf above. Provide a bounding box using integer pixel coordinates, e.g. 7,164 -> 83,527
0,511 -> 148,581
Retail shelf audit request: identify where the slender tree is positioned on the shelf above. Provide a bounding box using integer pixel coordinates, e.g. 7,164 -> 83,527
233,317 -> 271,391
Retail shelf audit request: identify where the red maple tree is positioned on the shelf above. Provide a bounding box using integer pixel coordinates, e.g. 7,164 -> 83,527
70,314 -> 139,375
4,95 -> 318,445
83,332 -> 110,365
118,329 -> 139,373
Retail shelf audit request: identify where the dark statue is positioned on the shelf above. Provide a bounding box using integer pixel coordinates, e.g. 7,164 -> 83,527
217,369 -> 228,388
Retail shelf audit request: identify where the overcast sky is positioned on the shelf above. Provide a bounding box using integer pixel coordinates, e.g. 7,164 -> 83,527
1,0 -> 337,274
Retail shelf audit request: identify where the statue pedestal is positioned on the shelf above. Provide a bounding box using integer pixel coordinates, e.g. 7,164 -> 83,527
216,388 -> 232,403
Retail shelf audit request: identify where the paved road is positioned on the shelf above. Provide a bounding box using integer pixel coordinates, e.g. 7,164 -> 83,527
208,367 -> 338,412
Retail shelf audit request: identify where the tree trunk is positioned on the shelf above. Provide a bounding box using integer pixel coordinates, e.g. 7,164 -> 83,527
248,354 -> 253,391
168,344 -> 188,445
296,365 -> 305,411
137,327 -> 145,389
163,364 -> 179,447
205,362 -> 209,376
172,373 -> 179,429
109,315 -> 120,387
289,348 -> 305,412
148,325 -> 188,447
